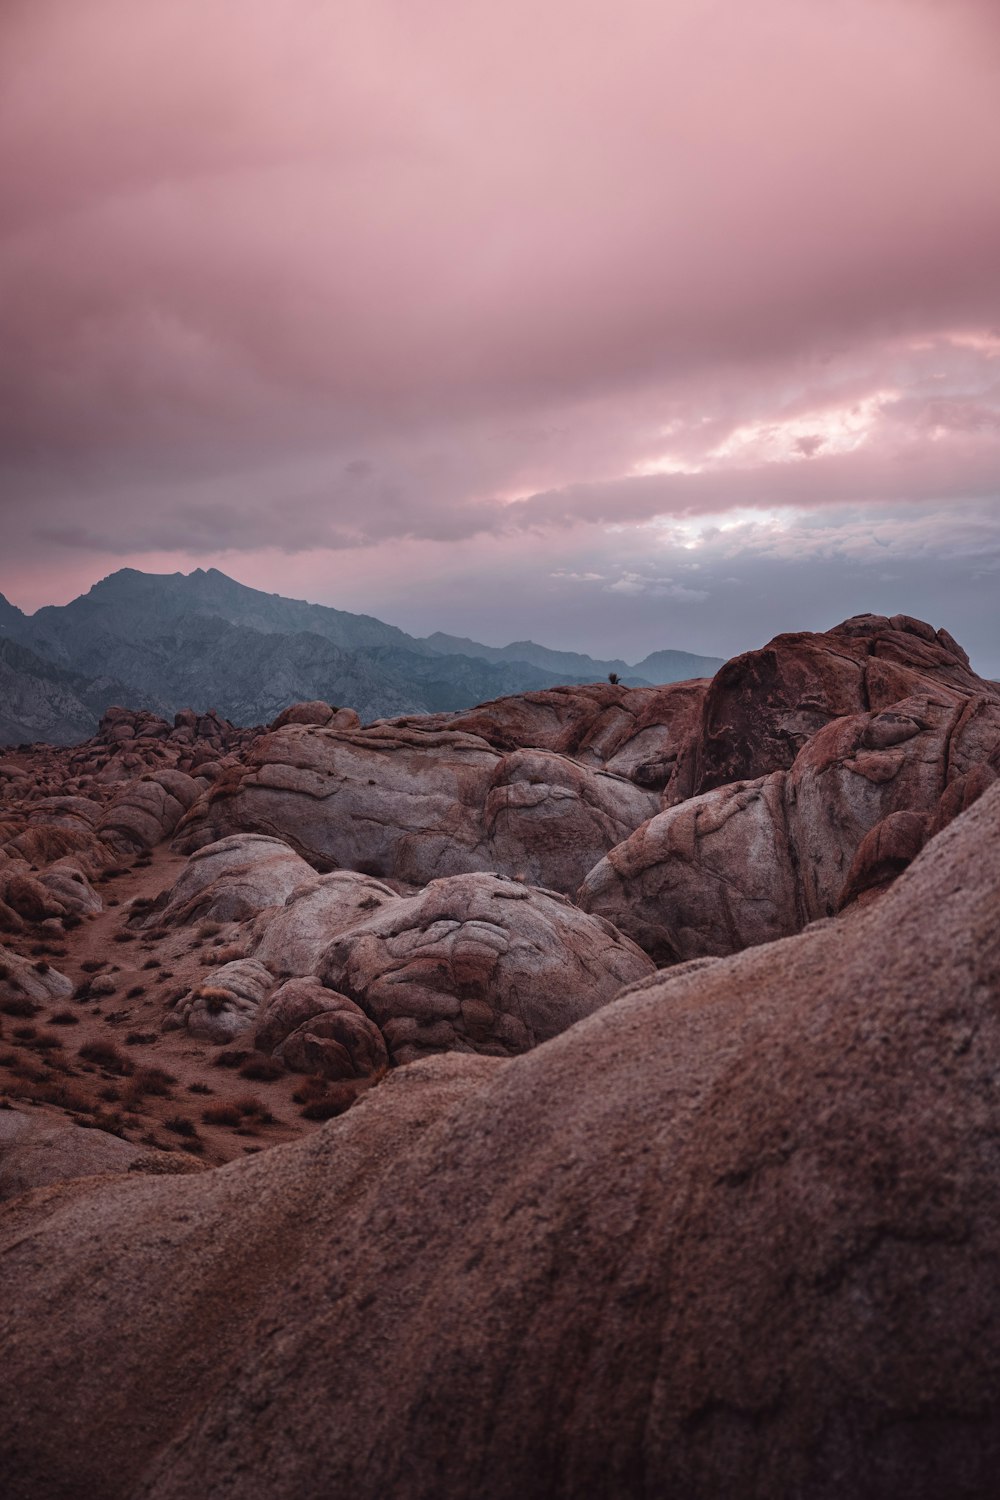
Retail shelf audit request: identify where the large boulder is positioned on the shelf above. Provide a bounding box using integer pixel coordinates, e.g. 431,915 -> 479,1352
0,1109 -> 198,1201
3,788 -> 1000,1497
0,944 -> 73,1004
163,959 -> 275,1044
255,978 -> 389,1081
318,872 -> 655,1063
252,870 -> 399,978
666,612 -> 994,804
174,724 -> 657,895
153,834 -> 317,927
386,679 -> 710,790
581,692 -> 1000,962
97,769 -> 202,853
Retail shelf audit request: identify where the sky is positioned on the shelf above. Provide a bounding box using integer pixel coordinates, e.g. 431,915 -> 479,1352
2,0 -> 999,671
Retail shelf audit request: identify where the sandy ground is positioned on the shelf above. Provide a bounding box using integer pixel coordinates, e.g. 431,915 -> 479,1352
1,841 -> 327,1166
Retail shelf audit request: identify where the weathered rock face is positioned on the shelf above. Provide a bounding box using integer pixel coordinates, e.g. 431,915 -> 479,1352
252,870 -> 399,979
385,677 -> 710,791
666,612 -> 994,804
318,872 -> 655,1064
97,769 -> 202,853
581,691 -> 1000,962
175,724 -> 657,895
0,944 -> 73,1004
256,978 -> 388,1081
163,958 -> 275,1044
0,1108 -> 198,1201
153,834 -> 316,927
3,787 -> 1000,1499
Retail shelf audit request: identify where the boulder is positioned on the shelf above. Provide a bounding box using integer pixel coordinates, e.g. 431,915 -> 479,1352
154,834 -> 316,927
0,1108 -> 198,1201
581,692 -> 1000,961
164,959 -> 274,1044
97,769 -> 201,852
3,787 -> 1000,1497
319,872 -> 655,1063
256,978 -> 388,1081
252,871 -> 399,978
0,944 -> 73,1004
175,724 -> 657,895
666,613 -> 995,804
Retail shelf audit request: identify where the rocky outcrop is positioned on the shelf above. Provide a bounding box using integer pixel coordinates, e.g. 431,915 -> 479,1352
252,870 -> 399,978
0,944 -> 73,1004
164,958 -> 275,1044
0,1108 -> 199,1201
581,691 -> 1000,962
175,724 -> 657,894
384,677 -> 710,790
152,834 -> 316,927
96,769 -> 202,854
318,872 -> 655,1063
665,612 -> 994,804
3,786 -> 1000,1498
255,978 -> 388,1081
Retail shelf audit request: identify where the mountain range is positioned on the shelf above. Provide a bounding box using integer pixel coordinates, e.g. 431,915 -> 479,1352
0,567 -> 723,744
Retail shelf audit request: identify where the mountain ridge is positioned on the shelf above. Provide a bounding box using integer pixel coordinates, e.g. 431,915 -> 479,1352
0,567 -> 724,744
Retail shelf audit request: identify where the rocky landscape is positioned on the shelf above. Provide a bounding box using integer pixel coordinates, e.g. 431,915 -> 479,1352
0,566 -> 722,742
2,611 -> 1000,1497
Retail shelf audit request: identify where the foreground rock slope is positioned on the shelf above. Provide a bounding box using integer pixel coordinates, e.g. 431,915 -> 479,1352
2,609 -> 1000,1498
2,778 -> 999,1499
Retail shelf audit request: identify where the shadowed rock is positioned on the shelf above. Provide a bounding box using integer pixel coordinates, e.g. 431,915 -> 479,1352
318,871 -> 655,1063
175,724 -> 657,894
2,787 -> 1000,1497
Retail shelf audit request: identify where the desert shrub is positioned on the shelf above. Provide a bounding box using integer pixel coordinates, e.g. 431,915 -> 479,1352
112,932 -> 135,944
212,1048 -> 249,1070
12,1025 -> 37,1041
81,960 -> 106,973
124,1031 -> 157,1046
233,1093 -> 274,1123
198,986 -> 230,1015
141,959 -> 162,971
126,985 -> 146,999
188,1081 -> 212,1094
48,1011 -> 80,1026
201,1103 -> 242,1126
89,977 -> 117,997
29,1032 -> 64,1052
130,1066 -> 175,1097
197,922 -> 222,939
78,1040 -> 132,1075
1,997 -> 39,1018
239,1056 -> 284,1082
32,959 -> 50,974
164,1114 -> 198,1138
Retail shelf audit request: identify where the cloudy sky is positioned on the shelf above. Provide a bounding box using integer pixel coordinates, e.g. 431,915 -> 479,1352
2,0 -> 999,670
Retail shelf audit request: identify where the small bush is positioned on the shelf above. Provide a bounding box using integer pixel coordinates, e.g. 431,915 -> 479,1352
124,1031 -> 157,1046
197,922 -> 222,939
112,932 -> 135,944
12,1025 -> 37,1041
233,1093 -> 274,1124
212,1048 -> 249,1070
201,1103 -> 242,1127
32,959 -> 50,975
81,960 -> 106,973
1,997 -> 39,1019
188,1081 -> 212,1095
126,985 -> 146,999
48,1011 -> 80,1026
164,1114 -> 198,1138
239,1056 -> 284,1082
78,1040 -> 132,1075
141,959 -> 162,971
